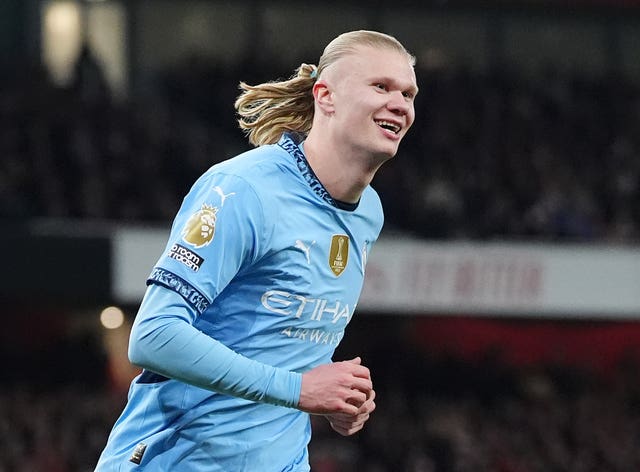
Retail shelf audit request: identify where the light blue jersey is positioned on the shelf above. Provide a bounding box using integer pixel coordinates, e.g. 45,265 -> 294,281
96,133 -> 383,471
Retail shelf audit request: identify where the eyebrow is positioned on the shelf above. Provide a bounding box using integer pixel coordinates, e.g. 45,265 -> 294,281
371,76 -> 419,95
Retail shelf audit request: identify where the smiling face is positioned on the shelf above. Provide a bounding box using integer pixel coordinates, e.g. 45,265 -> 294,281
318,45 -> 418,164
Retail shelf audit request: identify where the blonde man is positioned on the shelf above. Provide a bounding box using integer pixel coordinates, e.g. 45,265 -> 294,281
96,30 -> 418,472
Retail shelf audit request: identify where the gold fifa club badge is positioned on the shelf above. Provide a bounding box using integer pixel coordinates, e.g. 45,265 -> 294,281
329,234 -> 349,276
182,203 -> 218,248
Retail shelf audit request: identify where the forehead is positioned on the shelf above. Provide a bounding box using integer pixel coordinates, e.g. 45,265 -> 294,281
331,46 -> 416,87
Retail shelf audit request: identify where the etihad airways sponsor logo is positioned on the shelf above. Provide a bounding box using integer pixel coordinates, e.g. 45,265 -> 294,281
260,289 -> 353,324
280,326 -> 344,347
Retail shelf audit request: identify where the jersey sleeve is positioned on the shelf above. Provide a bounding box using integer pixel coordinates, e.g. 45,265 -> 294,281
128,170 -> 302,408
129,283 -> 302,408
148,171 -> 269,311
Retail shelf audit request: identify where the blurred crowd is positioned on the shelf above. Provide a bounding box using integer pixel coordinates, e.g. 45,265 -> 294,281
310,349 -> 640,472
1,50 -> 639,242
2,343 -> 640,472
2,49 -> 640,471
0,387 -> 122,472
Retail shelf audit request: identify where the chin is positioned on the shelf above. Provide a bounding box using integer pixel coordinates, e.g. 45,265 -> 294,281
370,149 -> 397,167
378,143 -> 400,159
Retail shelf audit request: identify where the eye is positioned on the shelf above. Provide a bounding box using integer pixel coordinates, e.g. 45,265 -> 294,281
374,83 -> 388,91
402,90 -> 414,99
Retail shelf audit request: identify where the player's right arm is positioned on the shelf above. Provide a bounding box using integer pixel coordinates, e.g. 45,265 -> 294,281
128,283 -> 300,407
128,284 -> 370,415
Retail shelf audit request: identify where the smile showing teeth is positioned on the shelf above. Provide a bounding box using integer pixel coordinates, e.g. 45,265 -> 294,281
375,120 -> 401,134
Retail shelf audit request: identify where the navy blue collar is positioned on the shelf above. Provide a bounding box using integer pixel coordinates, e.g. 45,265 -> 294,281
277,133 -> 358,211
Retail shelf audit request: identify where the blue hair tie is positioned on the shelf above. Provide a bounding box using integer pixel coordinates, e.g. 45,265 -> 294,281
310,68 -> 318,79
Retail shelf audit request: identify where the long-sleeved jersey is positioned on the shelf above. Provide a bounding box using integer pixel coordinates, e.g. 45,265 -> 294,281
95,133 -> 383,471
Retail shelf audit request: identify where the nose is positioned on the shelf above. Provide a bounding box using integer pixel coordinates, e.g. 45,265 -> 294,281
387,91 -> 412,116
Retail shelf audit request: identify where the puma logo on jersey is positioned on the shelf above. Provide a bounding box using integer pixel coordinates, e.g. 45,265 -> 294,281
295,239 -> 316,264
212,186 -> 235,206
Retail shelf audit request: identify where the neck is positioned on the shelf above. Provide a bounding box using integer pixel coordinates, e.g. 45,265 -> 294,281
302,134 -> 382,204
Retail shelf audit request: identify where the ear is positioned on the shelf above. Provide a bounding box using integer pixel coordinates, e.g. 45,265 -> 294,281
313,81 -> 335,114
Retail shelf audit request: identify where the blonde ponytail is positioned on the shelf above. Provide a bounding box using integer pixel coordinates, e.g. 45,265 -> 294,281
235,63 -> 318,146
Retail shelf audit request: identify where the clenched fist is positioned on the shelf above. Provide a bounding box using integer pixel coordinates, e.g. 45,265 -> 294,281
298,357 -> 373,416
325,388 -> 376,436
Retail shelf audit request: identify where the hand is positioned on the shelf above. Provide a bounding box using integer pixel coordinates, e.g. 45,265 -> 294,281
325,388 -> 376,436
298,357 -> 372,416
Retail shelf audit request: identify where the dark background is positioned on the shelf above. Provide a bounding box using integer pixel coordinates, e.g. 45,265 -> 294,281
2,1 -> 640,470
